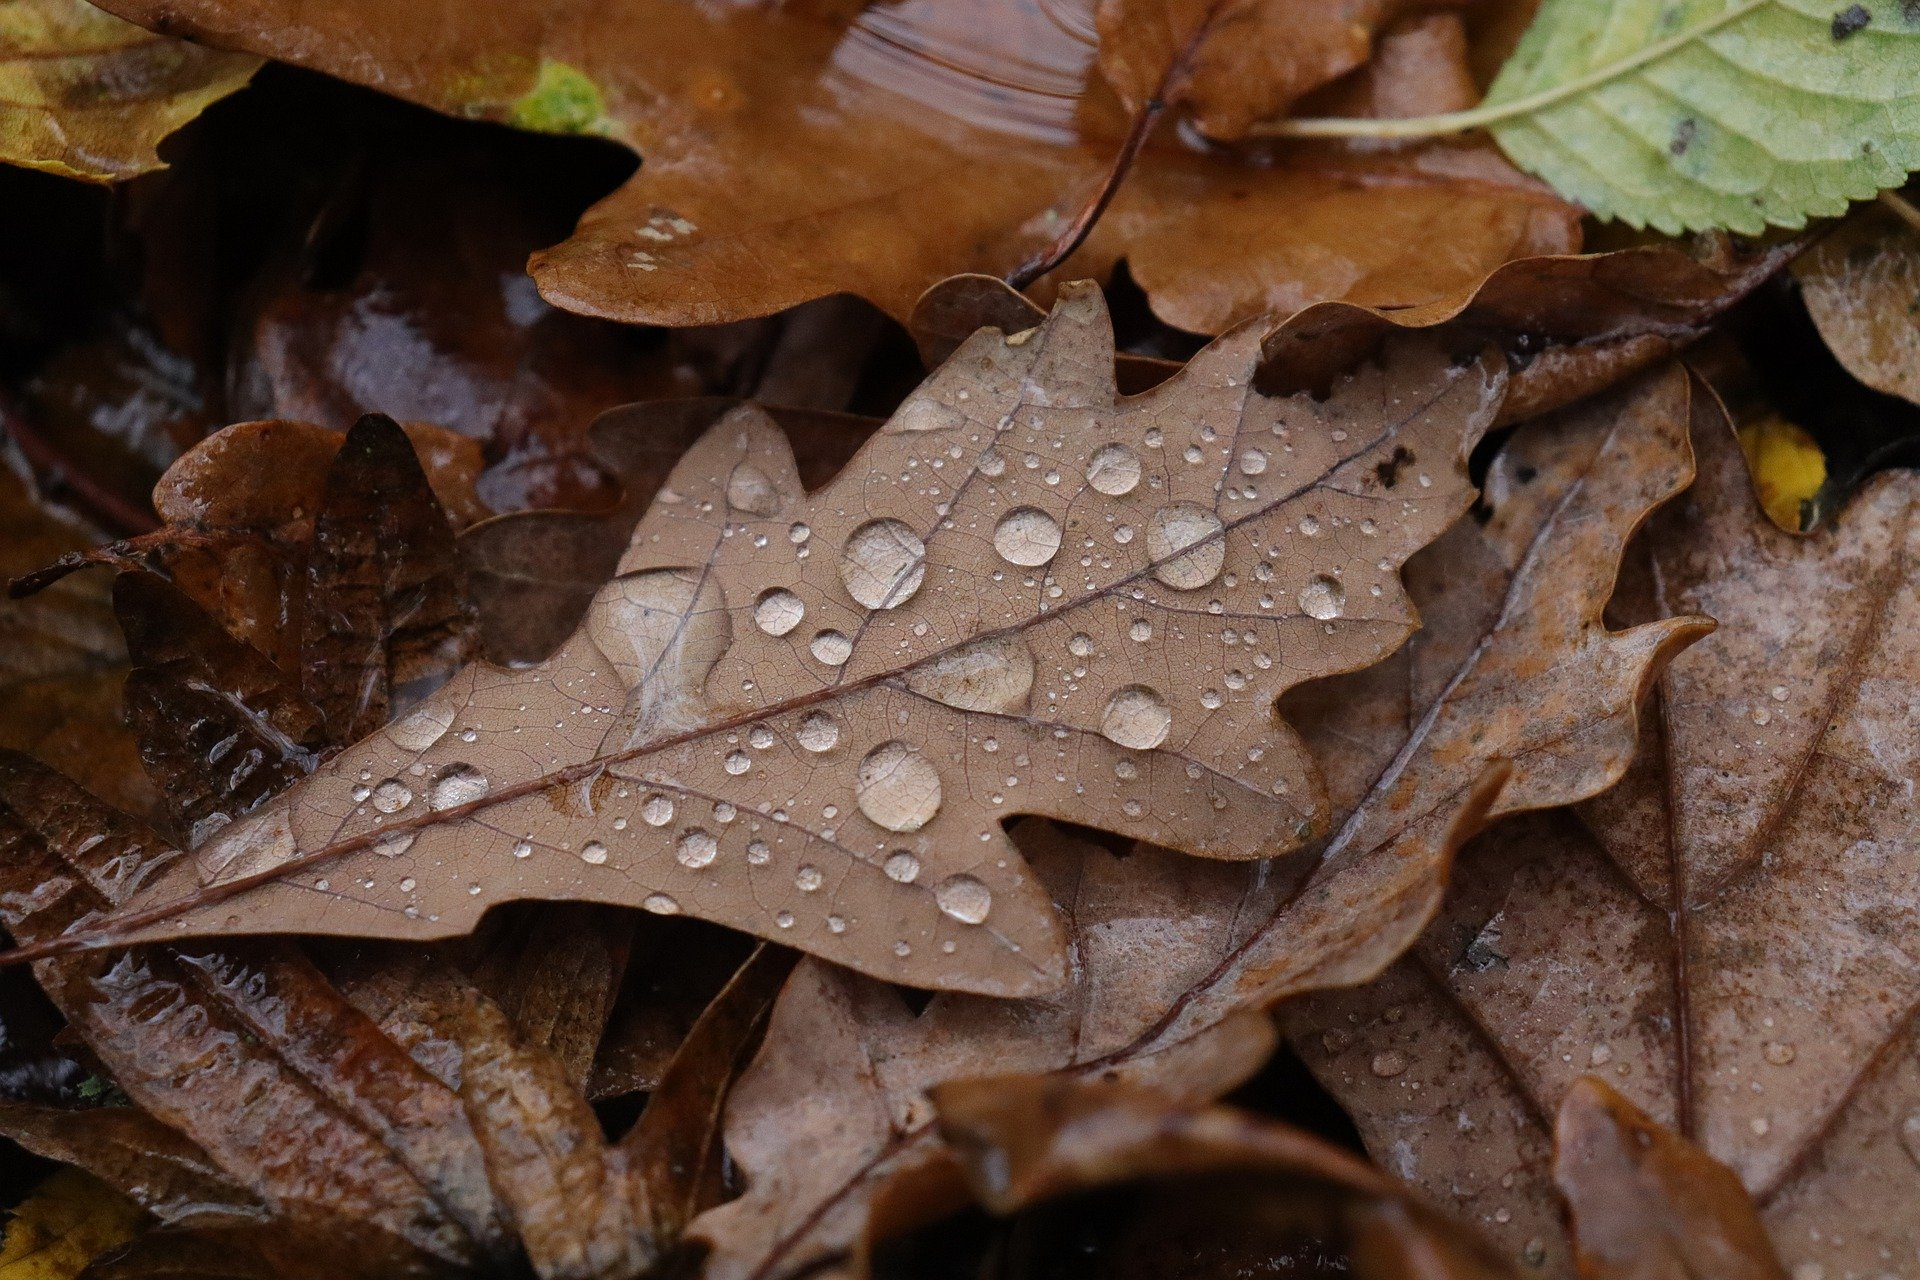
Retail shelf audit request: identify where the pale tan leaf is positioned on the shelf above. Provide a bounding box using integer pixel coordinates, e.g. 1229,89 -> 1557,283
46,284 -> 1503,998
1794,198 -> 1920,408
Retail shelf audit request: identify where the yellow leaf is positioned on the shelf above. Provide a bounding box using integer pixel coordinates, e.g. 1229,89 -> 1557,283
0,1169 -> 143,1280
1738,415 -> 1826,533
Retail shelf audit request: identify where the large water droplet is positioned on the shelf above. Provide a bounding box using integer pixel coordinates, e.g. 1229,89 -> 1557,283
884,850 -> 922,882
642,794 -> 675,826
934,874 -> 992,924
371,779 -> 414,813
428,763 -> 490,810
724,751 -> 752,776
726,462 -> 783,515
903,633 -> 1034,713
677,829 -> 718,868
388,702 -> 454,751
811,630 -> 853,666
642,892 -> 680,915
582,841 -> 609,865
798,712 -> 840,753
1086,443 -> 1141,495
839,518 -> 927,609
992,506 -> 1062,567
1298,575 -> 1345,621
753,588 -> 806,636
1101,685 -> 1171,750
857,741 -> 943,832
1147,503 -> 1226,590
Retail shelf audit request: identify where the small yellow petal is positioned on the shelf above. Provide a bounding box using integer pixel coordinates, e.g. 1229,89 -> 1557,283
1738,415 -> 1826,533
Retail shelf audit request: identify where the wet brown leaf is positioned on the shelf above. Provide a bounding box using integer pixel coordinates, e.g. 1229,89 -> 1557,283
67,284 -> 1505,995
1794,196 -> 1920,409
1554,1078 -> 1788,1280
1289,384 -> 1920,1278
89,0 -> 1577,331
687,820 -> 1282,1280
925,1073 -> 1513,1280
0,0 -> 257,181
686,363 -> 1709,1280
0,1103 -> 258,1228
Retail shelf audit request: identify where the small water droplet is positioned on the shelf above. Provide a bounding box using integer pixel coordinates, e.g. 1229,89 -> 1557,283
797,712 -> 840,752
1086,443 -> 1142,495
856,741 -> 943,832
788,522 -> 810,544
993,506 -> 1062,567
884,850 -> 922,883
828,914 -> 847,933
725,750 -> 752,776
934,874 -> 992,924
388,702 -> 455,751
1764,1041 -> 1796,1065
749,725 -> 776,749
753,588 -> 806,636
1146,503 -> 1226,590
1750,1117 -> 1770,1136
811,630 -> 853,666
582,841 -> 609,865
840,518 -> 927,608
1129,619 -> 1152,643
1751,707 -> 1771,726
1771,685 -> 1789,701
1067,632 -> 1094,657
1239,448 -> 1267,475
893,940 -> 912,957
643,892 -> 680,915
398,877 -> 416,892
1298,514 -> 1321,536
677,829 -> 718,868
512,840 -> 533,858
351,783 -> 371,803
1370,1050 -> 1408,1078
1199,688 -> 1223,710
747,839 -> 771,865
371,779 -> 413,813
1299,575 -> 1345,621
428,763 -> 489,810
796,864 -> 824,892
642,794 -> 675,826
1101,685 -> 1171,750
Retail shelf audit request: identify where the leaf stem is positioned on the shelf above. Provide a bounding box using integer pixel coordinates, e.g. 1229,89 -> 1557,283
1878,188 -> 1920,234
1245,0 -> 1769,141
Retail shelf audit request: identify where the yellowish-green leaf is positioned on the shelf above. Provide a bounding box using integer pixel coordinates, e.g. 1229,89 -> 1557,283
0,0 -> 259,181
0,1169 -> 143,1280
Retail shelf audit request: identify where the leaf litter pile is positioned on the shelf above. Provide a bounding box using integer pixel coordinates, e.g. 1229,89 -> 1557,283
0,1 -> 1919,1278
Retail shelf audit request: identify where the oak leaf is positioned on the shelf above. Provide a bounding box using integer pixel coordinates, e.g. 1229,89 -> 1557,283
683,362 -> 1710,1280
0,0 -> 257,181
87,0 -> 1579,331
1289,386 -> 1920,1278
40,285 -> 1504,996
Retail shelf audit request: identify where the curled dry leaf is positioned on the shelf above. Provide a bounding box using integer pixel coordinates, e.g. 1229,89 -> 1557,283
0,0 -> 258,181
1794,196 -> 1920,408
88,0 -> 1577,331
1289,386 -> 1920,1278
683,360 -> 1711,1280
51,285 -> 1503,996
926,1073 -> 1513,1280
1554,1077 -> 1788,1280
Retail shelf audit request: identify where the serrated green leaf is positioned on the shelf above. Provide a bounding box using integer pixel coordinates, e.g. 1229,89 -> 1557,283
1483,0 -> 1920,235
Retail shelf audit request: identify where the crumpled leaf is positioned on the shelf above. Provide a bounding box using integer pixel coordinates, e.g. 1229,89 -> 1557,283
1554,1078 -> 1788,1280
88,0 -> 1579,331
52,284 -> 1506,996
0,0 -> 257,181
0,1168 -> 142,1280
681,360 -> 1710,1280
0,1102 -> 260,1228
1288,387 -> 1920,1278
1480,0 -> 1920,236
925,1073 -> 1513,1280
687,820 -> 1283,1280
1794,194 -> 1920,407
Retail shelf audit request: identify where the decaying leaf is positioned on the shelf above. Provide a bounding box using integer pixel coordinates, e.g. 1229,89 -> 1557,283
46,285 -> 1505,996
1554,1078 -> 1789,1280
87,0 -> 1579,330
922,1073 -> 1514,1280
1795,194 -> 1920,408
687,820 -> 1282,1280
1289,386 -> 1920,1278
0,1167 -> 143,1280
0,0 -> 257,181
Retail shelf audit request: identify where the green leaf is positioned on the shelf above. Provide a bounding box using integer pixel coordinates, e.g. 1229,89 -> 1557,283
1482,0 -> 1920,235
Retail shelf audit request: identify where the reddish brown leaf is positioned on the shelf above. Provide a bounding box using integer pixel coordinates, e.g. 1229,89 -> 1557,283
1554,1078 -> 1788,1280
0,1102 -> 259,1227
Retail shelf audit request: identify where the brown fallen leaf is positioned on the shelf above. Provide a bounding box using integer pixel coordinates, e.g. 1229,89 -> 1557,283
52,284 -> 1505,996
88,0 -> 1577,330
0,1102 -> 259,1228
687,820 -> 1283,1280
1554,1077 -> 1788,1280
1288,385 -> 1920,1278
1794,194 -> 1920,408
0,0 -> 257,181
923,1073 -> 1514,1280
687,362 -> 1710,1280
0,453 -> 155,822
